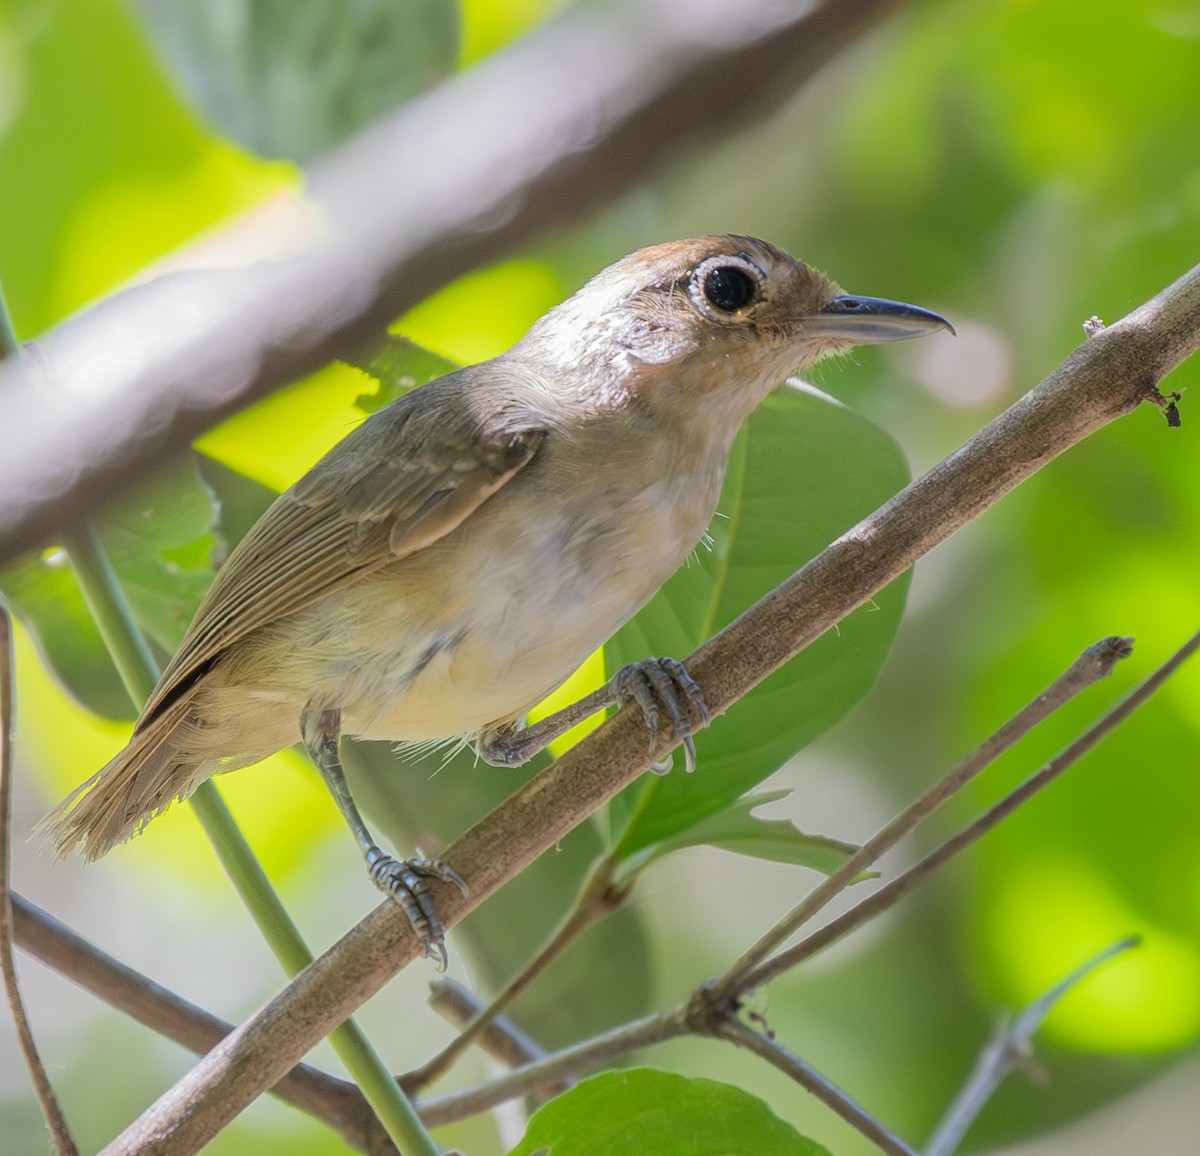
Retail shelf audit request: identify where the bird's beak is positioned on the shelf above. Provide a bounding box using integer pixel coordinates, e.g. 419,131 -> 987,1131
807,295 -> 955,343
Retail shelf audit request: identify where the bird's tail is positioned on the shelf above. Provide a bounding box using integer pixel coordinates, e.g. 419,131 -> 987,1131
40,697 -> 208,861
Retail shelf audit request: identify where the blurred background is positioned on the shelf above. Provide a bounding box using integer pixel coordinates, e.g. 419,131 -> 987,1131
1,0 -> 1199,1152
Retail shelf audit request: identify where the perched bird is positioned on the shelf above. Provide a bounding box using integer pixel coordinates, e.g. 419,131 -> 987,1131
46,236 -> 951,964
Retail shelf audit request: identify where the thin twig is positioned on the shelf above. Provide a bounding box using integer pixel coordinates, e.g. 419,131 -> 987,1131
414,634 -> 1131,1104
414,1012 -> 679,1128
405,853 -> 622,1091
714,1016 -> 918,1156
0,609 -> 79,1154
924,937 -> 1140,1156
9,892 -> 391,1154
99,261 -> 1200,1153
716,635 -> 1132,997
748,630 -> 1200,989
422,979 -> 568,1095
414,631 -> 1196,1129
0,313 -> 78,1151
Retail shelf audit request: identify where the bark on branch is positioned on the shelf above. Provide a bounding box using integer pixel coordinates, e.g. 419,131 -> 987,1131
99,256 -> 1197,1153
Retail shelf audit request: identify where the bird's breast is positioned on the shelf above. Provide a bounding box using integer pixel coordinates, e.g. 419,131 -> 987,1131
341,420 -> 730,741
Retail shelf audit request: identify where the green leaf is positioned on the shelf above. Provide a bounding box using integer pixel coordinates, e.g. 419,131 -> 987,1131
605,383 -> 911,860
0,458 -> 219,719
101,458 -> 222,657
614,790 -> 860,884
2,545 -> 129,719
132,0 -> 460,162
509,1069 -> 830,1156
344,334 -> 458,413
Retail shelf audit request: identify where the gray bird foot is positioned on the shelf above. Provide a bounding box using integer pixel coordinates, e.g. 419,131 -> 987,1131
365,848 -> 468,971
613,656 -> 711,774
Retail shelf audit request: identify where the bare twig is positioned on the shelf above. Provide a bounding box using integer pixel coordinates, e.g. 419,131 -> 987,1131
405,853 -> 622,1091
748,630 -> 1200,988
415,1011 -> 677,1128
0,0 -> 899,566
9,893 -> 394,1155
0,610 -> 79,1154
421,979 -> 568,1095
98,259 -> 1199,1154
714,1016 -> 918,1156
12,887 -> 578,1145
412,634 -> 1131,1105
925,937 -> 1140,1156
414,631 -> 1196,1128
716,635 -> 1133,996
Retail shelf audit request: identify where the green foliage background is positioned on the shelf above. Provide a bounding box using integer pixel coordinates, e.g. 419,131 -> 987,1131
1,0 -> 1199,1153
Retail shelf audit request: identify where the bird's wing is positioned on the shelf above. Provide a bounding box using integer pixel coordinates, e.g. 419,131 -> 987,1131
141,369 -> 545,723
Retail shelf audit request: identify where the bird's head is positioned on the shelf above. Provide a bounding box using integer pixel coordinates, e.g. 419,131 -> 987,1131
516,235 -> 952,424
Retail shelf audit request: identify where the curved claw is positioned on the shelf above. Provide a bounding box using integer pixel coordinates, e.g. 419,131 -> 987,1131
365,849 -> 466,971
681,733 -> 697,775
614,657 -> 709,774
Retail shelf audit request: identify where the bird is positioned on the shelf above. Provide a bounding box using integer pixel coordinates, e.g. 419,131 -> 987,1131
45,235 -> 951,965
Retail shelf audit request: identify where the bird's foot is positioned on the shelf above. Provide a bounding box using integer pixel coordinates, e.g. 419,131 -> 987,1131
365,848 -> 468,971
613,656 -> 711,775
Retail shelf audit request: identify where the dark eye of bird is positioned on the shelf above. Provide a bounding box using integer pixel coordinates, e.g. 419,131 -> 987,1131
702,265 -> 757,312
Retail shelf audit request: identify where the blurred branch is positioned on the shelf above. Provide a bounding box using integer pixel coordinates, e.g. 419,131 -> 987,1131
0,612 -> 79,1154
925,937 -> 1140,1156
98,253 -> 1199,1151
0,0 -> 899,566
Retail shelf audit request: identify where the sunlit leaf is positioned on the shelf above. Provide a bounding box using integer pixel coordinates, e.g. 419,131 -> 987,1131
394,258 -> 564,364
196,361 -> 372,491
344,333 -> 457,413
509,1069 -> 830,1156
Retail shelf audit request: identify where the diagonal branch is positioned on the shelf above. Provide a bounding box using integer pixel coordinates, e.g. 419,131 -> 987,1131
714,1016 -> 917,1156
9,893 -> 390,1154
416,627 -> 1196,1129
744,628 -> 1200,990
715,635 -> 1133,996
0,0 -> 899,566
98,254 -> 1198,1152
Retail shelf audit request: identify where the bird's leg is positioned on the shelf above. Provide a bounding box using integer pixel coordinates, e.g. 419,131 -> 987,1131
477,656 -> 710,774
300,705 -> 466,970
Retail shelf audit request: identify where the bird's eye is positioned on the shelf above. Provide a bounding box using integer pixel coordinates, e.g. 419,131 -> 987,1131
702,265 -> 757,312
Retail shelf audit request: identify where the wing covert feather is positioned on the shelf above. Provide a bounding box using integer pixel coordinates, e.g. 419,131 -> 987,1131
142,368 -> 546,723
